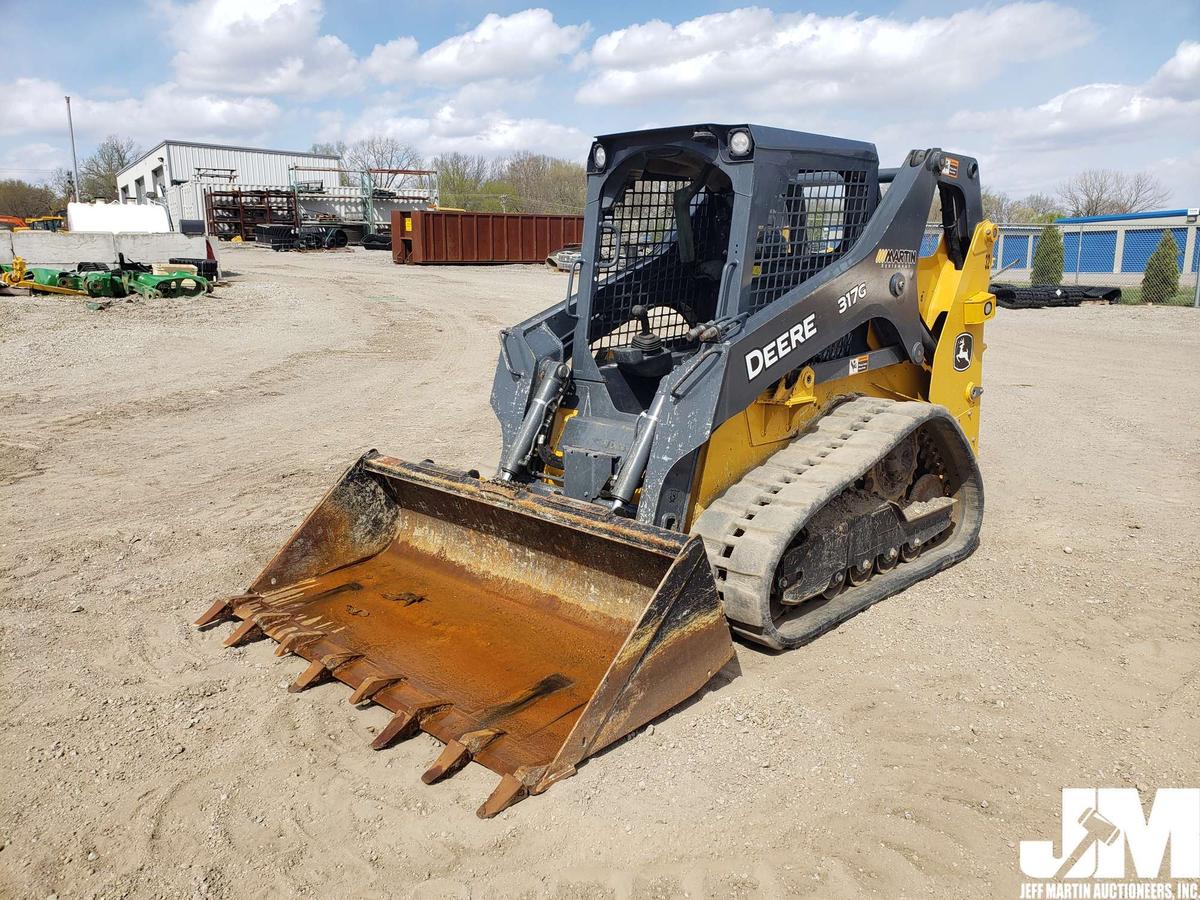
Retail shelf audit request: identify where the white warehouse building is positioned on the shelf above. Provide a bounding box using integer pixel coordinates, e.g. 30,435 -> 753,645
116,140 -> 341,227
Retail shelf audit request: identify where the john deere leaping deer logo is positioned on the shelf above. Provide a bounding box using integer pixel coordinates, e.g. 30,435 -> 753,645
953,332 -> 973,372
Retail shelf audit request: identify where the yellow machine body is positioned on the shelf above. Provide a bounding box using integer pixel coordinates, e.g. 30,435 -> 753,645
678,222 -> 998,523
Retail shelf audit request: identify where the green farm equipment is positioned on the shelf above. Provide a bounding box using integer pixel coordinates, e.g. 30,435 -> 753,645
0,257 -> 209,300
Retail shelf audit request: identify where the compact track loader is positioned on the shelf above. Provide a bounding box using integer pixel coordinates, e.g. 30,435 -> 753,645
199,124 -> 996,817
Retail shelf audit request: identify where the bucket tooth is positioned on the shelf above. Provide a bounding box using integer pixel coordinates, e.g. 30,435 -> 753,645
223,620 -> 264,647
371,709 -> 419,750
288,659 -> 328,693
371,700 -> 447,751
477,765 -> 544,819
421,729 -> 502,784
288,652 -> 362,693
349,674 -> 405,706
196,594 -> 258,628
478,774 -> 526,818
421,740 -> 470,784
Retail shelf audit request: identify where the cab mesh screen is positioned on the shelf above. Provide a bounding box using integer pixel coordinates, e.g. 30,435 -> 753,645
588,178 -> 730,349
746,169 -> 873,313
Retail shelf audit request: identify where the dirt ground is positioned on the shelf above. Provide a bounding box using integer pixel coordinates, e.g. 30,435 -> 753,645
1,246 -> 1197,899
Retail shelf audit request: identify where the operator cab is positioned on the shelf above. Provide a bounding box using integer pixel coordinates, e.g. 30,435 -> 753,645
584,146 -> 735,412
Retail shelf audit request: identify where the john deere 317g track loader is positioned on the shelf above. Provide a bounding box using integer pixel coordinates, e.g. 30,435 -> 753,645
198,124 -> 997,817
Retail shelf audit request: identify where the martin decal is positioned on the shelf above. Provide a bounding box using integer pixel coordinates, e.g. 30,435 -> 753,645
875,248 -> 917,269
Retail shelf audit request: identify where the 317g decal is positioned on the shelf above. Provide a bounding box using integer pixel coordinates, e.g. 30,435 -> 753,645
837,282 -> 868,313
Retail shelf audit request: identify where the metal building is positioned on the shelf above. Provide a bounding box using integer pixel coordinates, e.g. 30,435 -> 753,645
116,140 -> 341,227
920,207 -> 1199,291
115,139 -> 439,239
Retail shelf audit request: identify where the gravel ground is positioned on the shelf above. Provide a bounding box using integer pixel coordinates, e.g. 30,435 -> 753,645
1,245 -> 1197,899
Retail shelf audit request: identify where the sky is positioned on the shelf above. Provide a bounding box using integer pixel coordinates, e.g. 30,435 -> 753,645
1,0 -> 1197,204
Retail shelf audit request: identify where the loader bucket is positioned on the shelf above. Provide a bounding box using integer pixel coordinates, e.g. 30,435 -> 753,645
198,454 -> 734,817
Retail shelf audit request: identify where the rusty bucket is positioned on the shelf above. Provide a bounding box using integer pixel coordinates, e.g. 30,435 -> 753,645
197,454 -> 734,817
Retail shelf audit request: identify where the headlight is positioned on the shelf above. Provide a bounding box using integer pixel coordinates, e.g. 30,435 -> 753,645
728,129 -> 753,157
591,143 -> 607,170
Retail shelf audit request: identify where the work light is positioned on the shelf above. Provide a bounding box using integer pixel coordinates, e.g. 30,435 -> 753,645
728,129 -> 753,156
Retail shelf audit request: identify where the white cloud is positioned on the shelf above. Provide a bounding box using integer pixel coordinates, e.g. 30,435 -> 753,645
446,78 -> 542,114
0,142 -> 70,182
361,36 -> 419,82
0,78 -> 74,138
576,3 -> 1092,108
0,77 -> 280,145
161,4 -> 587,99
332,100 -> 588,160
366,9 -> 588,86
1147,40 -> 1200,100
3,2 -> 1188,206
950,41 -> 1200,151
165,0 -> 360,96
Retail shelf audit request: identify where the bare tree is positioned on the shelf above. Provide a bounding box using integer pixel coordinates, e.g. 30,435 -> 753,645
1120,172 -> 1172,213
79,135 -> 141,201
310,140 -> 347,159
981,189 -> 1017,223
1011,193 -> 1063,223
1057,169 -> 1170,217
310,141 -> 350,186
343,136 -> 424,190
971,189 -> 1066,224
48,167 -> 76,205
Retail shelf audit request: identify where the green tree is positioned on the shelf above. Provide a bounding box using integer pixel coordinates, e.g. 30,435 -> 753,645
433,152 -> 502,210
503,152 -> 586,215
1141,231 -> 1181,304
431,151 -> 586,213
0,179 -> 59,218
1030,224 -> 1064,285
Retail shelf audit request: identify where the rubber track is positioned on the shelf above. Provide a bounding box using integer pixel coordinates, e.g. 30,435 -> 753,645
692,396 -> 984,649
990,283 -> 1121,309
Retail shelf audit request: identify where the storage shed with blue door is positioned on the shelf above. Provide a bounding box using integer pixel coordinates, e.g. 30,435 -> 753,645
1055,208 -> 1199,277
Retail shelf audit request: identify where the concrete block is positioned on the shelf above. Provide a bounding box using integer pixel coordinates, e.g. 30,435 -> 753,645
10,231 -> 117,268
0,231 -> 12,264
115,232 -> 209,264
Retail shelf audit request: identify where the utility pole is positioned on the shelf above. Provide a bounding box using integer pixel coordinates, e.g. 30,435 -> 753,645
1074,225 -> 1083,285
65,96 -> 81,203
